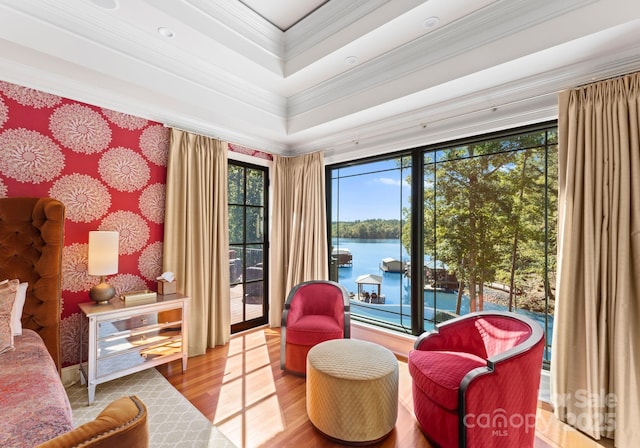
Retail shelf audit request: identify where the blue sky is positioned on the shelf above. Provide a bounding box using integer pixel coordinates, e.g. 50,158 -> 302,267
332,160 -> 411,222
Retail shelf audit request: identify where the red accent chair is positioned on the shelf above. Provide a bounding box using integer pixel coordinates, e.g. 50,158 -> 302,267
281,280 -> 350,375
408,311 -> 544,448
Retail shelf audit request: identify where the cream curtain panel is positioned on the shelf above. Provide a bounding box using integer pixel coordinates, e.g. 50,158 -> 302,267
164,129 -> 231,356
269,151 -> 329,326
552,73 -> 640,447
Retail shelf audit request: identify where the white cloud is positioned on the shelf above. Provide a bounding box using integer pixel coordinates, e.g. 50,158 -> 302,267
377,177 -> 401,186
375,177 -> 410,188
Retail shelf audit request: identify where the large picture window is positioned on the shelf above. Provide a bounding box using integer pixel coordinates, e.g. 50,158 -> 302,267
329,157 -> 412,331
328,123 -> 557,364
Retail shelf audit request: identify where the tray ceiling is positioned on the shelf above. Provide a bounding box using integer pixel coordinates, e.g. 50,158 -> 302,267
0,0 -> 639,162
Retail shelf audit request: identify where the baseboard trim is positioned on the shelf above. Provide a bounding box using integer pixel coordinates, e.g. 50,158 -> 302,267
62,363 -> 81,388
350,321 -> 416,359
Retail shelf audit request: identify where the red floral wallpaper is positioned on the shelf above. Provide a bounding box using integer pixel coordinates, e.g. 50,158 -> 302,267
0,80 -> 169,365
228,143 -> 273,161
0,80 -> 273,366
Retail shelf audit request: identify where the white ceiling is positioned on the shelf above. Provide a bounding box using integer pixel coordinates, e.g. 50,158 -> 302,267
0,0 -> 639,163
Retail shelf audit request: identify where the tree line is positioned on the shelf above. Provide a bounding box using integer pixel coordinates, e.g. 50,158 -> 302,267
331,219 -> 403,239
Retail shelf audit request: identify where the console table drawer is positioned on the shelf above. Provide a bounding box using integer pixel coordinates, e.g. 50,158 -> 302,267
97,326 -> 182,359
96,337 -> 183,378
98,312 -> 160,338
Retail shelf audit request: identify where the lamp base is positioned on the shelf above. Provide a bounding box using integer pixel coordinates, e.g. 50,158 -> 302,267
89,277 -> 116,304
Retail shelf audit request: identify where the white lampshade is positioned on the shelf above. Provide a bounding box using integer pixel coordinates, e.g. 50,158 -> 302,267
88,231 -> 119,276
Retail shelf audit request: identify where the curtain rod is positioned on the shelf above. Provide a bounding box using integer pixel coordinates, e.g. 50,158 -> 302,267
163,123 -> 242,147
162,123 -> 271,156
163,123 -> 221,140
573,70 -> 638,89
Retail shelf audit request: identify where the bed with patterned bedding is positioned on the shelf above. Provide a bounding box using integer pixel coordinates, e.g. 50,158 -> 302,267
0,330 -> 74,447
0,197 -> 71,447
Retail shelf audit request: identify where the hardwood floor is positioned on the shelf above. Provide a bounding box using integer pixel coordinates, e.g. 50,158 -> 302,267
157,327 -> 611,448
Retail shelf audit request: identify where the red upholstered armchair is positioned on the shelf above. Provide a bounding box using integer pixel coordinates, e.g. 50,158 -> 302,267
408,311 -> 544,448
280,280 -> 350,375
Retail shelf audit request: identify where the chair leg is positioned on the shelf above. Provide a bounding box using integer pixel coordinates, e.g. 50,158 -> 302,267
280,326 -> 287,370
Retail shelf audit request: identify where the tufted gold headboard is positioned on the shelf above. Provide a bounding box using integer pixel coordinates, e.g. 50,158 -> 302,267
0,197 -> 65,372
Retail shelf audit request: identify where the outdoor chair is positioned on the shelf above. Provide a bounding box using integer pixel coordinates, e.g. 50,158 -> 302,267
280,280 -> 350,375
408,311 -> 544,448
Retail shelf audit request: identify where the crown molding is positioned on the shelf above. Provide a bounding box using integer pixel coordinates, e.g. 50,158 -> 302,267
0,0 -> 286,118
0,37 -> 290,155
152,0 -> 395,76
0,43 -> 170,123
306,43 -> 640,162
284,0 -> 389,60
185,0 -> 283,53
321,96 -> 559,165
287,0 -> 597,119
163,116 -> 289,156
156,0 -> 284,61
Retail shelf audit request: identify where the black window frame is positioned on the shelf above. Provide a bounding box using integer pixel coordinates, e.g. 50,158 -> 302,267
228,160 -> 269,333
326,120 -> 557,366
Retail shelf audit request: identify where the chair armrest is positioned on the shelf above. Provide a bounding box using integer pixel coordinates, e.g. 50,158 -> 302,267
36,395 -> 148,448
458,336 -> 544,446
460,335 -> 544,399
453,312 -> 545,409
414,315 -> 487,357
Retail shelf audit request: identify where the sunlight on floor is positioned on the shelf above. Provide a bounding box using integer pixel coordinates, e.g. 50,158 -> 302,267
214,331 -> 285,447
535,407 -> 616,448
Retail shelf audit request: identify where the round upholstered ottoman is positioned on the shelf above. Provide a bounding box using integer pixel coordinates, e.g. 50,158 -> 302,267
306,339 -> 399,444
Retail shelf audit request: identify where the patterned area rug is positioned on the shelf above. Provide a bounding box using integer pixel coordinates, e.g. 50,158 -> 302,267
65,368 -> 236,448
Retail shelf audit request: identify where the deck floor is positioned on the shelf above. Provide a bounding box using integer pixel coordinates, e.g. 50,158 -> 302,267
230,284 -> 265,324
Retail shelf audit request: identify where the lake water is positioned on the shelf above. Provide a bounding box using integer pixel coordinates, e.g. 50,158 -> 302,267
334,238 -> 410,303
333,238 -> 553,343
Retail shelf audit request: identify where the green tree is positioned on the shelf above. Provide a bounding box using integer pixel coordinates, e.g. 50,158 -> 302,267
492,133 -> 558,313
228,164 -> 244,245
416,129 -> 556,314
433,143 -> 514,311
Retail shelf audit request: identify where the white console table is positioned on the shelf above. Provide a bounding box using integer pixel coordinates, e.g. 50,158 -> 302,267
79,293 -> 189,404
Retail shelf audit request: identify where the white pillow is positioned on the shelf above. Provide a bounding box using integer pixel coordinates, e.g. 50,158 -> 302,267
11,282 -> 28,336
0,279 -> 18,354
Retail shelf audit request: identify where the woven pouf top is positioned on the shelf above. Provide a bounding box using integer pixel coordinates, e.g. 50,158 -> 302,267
307,339 -> 397,379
